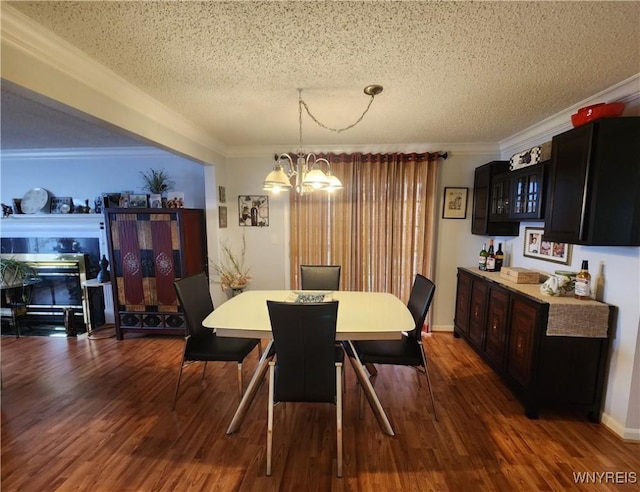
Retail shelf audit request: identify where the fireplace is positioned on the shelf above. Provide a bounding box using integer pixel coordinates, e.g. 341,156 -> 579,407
0,252 -> 104,333
1,219 -> 115,334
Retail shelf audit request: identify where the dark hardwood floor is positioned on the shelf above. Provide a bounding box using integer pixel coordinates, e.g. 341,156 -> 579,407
1,330 -> 638,491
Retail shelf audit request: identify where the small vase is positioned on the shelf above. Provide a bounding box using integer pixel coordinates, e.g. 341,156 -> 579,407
231,288 -> 244,297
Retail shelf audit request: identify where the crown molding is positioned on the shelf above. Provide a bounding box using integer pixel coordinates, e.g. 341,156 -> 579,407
500,73 -> 640,159
225,142 -> 500,159
0,146 -> 176,161
1,5 -> 226,164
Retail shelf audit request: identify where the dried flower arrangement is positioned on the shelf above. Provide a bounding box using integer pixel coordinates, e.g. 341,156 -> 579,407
210,235 -> 251,291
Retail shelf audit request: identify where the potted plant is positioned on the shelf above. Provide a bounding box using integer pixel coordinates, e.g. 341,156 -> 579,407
0,257 -> 38,304
0,257 -> 38,289
139,168 -> 175,206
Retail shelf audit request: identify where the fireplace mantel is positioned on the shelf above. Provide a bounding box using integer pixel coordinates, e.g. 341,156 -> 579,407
1,214 -> 105,235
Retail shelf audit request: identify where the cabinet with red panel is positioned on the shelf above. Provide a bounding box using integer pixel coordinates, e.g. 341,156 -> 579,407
104,208 -> 207,339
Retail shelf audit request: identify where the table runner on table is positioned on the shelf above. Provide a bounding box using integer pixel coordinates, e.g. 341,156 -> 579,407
502,281 -> 610,338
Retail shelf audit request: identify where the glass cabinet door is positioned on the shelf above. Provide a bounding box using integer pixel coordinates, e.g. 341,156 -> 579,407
510,163 -> 546,220
489,175 -> 511,221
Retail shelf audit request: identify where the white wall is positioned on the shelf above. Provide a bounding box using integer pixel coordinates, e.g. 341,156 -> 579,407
218,155 -> 291,292
0,148 -> 206,209
432,151 -> 499,330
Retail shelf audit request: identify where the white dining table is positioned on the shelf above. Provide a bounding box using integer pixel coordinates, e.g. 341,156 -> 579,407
203,290 -> 414,436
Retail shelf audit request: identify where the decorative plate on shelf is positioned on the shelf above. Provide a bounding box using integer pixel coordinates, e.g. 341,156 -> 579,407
20,188 -> 49,214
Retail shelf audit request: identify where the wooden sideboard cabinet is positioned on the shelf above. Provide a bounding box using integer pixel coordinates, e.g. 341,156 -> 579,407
454,267 -> 610,421
104,208 -> 207,340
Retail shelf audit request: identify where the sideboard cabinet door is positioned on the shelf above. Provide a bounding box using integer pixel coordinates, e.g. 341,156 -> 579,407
454,269 -> 473,337
505,297 -> 540,391
467,279 -> 488,351
484,286 -> 510,370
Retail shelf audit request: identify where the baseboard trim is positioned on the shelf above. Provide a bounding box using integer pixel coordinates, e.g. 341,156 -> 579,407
600,413 -> 640,442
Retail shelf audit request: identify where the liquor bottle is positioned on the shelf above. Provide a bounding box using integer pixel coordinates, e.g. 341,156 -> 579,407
574,260 -> 591,300
486,239 -> 496,271
478,243 -> 488,271
495,243 -> 504,272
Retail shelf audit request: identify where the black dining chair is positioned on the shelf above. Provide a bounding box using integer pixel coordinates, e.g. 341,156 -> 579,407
265,300 -> 344,477
172,272 -> 262,410
300,264 -> 341,291
349,274 -> 437,420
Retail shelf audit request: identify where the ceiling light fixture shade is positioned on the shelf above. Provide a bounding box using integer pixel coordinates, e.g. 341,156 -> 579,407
263,85 -> 382,195
325,171 -> 344,192
263,163 -> 293,193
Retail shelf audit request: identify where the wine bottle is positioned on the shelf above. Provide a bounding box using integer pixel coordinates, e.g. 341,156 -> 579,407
495,243 -> 504,272
486,239 -> 496,271
479,243 -> 488,271
574,260 -> 591,300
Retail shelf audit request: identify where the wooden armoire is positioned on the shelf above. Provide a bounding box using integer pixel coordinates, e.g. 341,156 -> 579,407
104,208 -> 207,339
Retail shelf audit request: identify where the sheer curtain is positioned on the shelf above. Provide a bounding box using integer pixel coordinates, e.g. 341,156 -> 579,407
290,152 -> 440,304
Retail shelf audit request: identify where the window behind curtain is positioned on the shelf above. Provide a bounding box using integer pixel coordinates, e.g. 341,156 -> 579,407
290,152 -> 439,305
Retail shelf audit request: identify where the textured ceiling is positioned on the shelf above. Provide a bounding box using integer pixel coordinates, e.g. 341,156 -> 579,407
2,1 -> 639,151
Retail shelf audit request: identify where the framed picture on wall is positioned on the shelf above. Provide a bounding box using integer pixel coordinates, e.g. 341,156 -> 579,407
219,206 -> 228,228
442,187 -> 468,219
523,227 -> 572,265
218,186 -> 226,203
238,195 -> 268,227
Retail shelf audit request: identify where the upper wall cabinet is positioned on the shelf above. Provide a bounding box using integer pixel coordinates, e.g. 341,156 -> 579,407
472,161 -> 520,236
543,117 -> 640,246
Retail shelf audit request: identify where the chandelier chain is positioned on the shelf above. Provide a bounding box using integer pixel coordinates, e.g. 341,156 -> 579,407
298,90 -> 377,135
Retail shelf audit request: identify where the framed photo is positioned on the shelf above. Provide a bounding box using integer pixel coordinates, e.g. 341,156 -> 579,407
523,227 -> 572,265
149,194 -> 162,208
218,206 -> 228,228
118,193 -> 130,208
128,194 -> 149,208
238,195 -> 269,227
442,187 -> 468,219
50,197 -> 73,214
166,192 -> 184,208
102,193 -> 121,208
218,186 -> 226,203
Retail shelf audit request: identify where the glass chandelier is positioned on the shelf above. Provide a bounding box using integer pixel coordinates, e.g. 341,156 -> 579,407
263,85 -> 383,195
